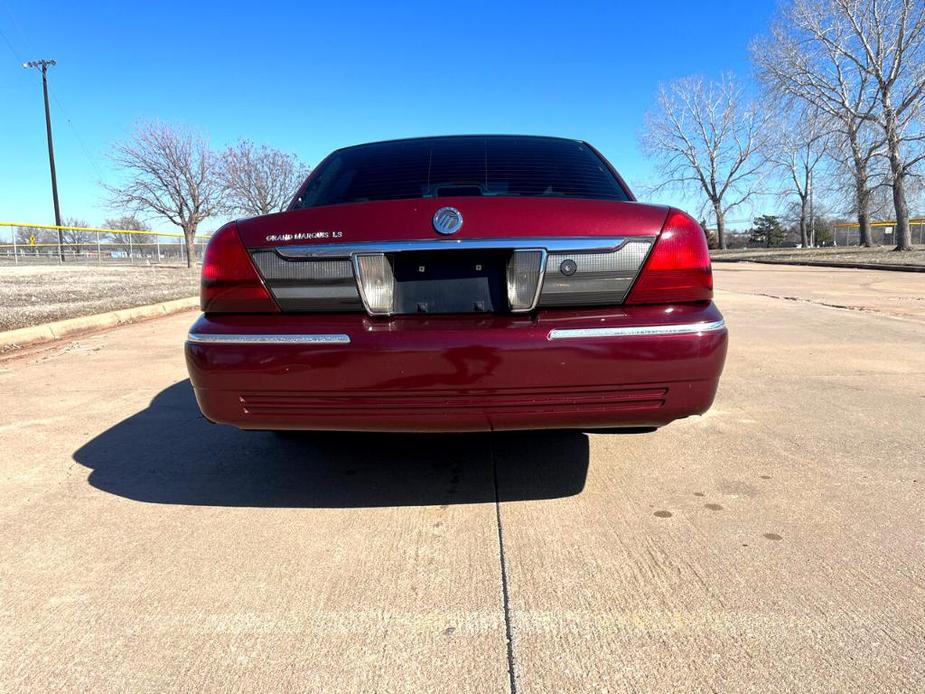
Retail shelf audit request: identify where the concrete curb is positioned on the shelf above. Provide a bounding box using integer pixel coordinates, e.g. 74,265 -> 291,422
0,296 -> 199,350
712,257 -> 925,273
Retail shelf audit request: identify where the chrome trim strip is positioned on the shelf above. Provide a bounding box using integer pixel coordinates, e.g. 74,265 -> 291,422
187,333 -> 351,345
547,319 -> 726,340
275,237 -> 639,258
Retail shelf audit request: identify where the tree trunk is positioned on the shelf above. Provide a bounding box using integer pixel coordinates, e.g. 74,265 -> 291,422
857,209 -> 871,248
855,178 -> 872,247
713,202 -> 726,250
184,227 -> 196,268
890,174 -> 912,251
848,129 -> 873,247
798,195 -> 809,248
882,104 -> 912,251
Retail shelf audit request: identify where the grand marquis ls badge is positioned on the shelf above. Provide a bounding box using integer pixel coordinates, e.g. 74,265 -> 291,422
432,207 -> 463,235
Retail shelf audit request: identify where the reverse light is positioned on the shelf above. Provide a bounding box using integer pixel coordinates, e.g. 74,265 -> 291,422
201,223 -> 278,313
354,253 -> 395,315
625,210 -> 713,304
506,250 -> 545,311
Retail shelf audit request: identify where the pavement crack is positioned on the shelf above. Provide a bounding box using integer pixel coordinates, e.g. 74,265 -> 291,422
754,292 -> 877,313
719,288 -> 924,324
491,437 -> 518,694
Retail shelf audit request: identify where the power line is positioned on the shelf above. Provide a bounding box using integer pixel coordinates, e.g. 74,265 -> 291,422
0,0 -> 32,52
50,92 -> 106,180
0,25 -> 22,62
1,3 -> 106,191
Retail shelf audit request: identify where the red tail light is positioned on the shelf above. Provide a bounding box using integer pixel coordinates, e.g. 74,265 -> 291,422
201,222 -> 279,313
625,209 -> 713,304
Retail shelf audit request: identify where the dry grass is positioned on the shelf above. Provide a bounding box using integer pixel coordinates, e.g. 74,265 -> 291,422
711,245 -> 925,267
0,265 -> 199,332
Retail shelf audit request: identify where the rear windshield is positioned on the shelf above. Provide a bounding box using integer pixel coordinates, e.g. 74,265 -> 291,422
292,136 -> 630,208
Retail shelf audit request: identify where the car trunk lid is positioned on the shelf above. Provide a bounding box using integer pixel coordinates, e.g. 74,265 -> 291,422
236,197 -> 669,248
235,198 -> 670,315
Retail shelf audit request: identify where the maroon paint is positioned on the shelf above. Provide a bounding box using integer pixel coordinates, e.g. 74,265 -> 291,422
186,302 -> 727,432
236,197 -> 670,249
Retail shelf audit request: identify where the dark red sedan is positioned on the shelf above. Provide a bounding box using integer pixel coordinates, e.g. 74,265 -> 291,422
185,135 -> 727,432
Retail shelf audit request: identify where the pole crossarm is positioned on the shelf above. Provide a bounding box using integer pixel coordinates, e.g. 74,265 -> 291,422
22,59 -> 56,68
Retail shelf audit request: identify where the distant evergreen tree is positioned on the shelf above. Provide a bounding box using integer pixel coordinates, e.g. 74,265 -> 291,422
749,215 -> 786,248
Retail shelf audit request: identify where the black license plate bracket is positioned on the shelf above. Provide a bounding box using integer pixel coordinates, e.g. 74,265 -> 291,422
391,250 -> 509,314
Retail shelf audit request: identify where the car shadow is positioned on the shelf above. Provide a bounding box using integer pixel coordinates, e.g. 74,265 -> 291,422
72,380 -> 591,508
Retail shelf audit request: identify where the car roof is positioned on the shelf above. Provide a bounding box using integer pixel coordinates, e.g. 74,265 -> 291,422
333,134 -> 587,154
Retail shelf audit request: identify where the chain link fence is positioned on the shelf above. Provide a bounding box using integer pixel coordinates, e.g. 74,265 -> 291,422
0,222 -> 211,265
832,219 -> 925,246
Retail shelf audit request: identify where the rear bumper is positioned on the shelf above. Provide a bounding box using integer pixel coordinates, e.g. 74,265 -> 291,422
185,302 -> 727,432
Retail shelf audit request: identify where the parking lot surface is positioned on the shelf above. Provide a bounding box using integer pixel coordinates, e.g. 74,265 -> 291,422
1,264 -> 922,692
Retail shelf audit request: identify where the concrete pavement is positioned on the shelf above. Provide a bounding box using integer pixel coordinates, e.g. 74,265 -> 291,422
715,261 -> 925,321
0,265 -> 922,692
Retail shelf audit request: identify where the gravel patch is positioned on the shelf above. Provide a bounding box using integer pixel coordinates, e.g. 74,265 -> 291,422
711,245 -> 925,267
0,265 -> 199,331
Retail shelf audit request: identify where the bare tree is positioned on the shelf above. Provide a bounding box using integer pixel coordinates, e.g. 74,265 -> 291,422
828,124 -> 888,244
758,0 -> 925,251
107,121 -> 223,267
59,217 -> 94,256
219,141 -> 310,217
754,1 -> 884,247
843,0 -> 925,250
767,107 -> 831,247
868,179 -> 898,218
103,215 -> 153,255
641,74 -> 769,249
14,226 -> 57,252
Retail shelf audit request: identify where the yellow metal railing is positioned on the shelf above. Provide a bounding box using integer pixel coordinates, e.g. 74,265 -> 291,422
833,218 -> 925,228
0,221 -> 195,237
0,221 -> 212,264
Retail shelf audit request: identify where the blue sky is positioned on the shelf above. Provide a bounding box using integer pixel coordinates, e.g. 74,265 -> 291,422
0,0 -> 776,232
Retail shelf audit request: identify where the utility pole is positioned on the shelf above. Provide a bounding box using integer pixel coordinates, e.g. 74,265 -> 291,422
23,59 -> 64,262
